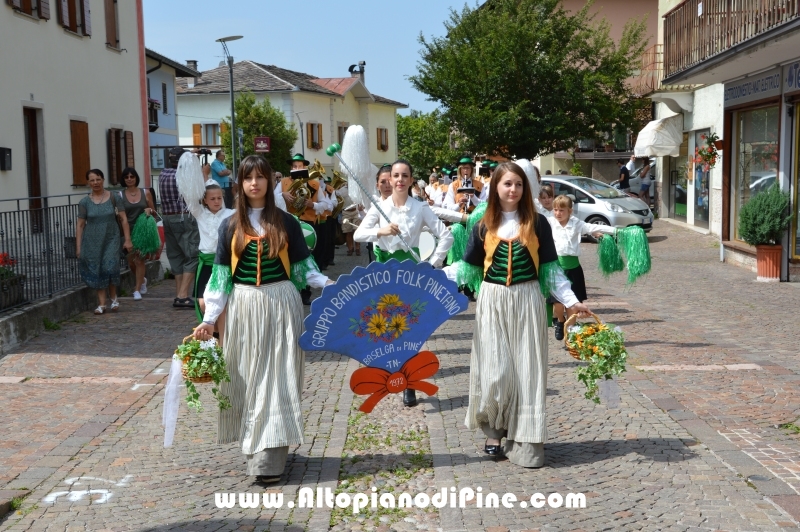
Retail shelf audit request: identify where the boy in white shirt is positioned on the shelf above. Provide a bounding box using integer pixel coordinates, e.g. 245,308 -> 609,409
548,195 -> 616,340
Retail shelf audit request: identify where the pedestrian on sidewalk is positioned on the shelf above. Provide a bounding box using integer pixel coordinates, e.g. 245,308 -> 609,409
353,159 -> 454,407
159,147 -> 200,309
76,169 -> 133,315
193,155 -> 332,484
548,195 -> 616,340
458,162 -> 589,468
117,168 -> 157,301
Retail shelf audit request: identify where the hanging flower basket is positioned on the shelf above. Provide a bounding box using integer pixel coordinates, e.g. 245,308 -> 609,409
693,133 -> 719,172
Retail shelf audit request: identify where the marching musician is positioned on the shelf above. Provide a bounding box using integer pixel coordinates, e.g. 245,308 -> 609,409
443,156 -> 486,213
277,153 -> 332,304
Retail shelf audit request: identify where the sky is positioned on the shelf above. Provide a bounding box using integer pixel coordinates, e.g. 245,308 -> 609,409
143,0 -> 468,115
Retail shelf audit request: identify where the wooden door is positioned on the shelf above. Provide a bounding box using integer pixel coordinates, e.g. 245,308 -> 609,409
23,108 -> 43,233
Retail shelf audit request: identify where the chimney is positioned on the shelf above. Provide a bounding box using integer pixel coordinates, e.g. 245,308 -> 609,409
348,61 -> 366,85
186,60 -> 199,88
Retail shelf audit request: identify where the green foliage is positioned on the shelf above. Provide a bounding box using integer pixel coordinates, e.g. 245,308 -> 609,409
43,318 -> 61,331
569,162 -> 584,176
779,422 -> 800,434
175,339 -> 231,412
567,321 -> 628,403
397,109 -> 462,178
220,91 -> 298,176
737,182 -> 792,246
410,0 -> 649,158
10,495 -> 25,511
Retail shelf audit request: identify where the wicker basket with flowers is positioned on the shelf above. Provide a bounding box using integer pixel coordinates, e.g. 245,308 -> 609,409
174,335 -> 231,412
564,313 -> 628,404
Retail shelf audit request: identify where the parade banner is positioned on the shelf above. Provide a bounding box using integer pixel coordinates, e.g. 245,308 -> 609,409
299,260 -> 469,412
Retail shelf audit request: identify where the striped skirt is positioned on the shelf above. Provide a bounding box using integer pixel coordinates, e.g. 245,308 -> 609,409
465,281 -> 549,448
218,281 -> 305,455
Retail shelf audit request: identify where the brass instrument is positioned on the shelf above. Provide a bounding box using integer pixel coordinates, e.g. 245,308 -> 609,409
330,170 -> 348,218
288,178 -> 312,213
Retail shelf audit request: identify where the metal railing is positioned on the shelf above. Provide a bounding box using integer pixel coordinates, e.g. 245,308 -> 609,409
664,0 -> 800,79
0,193 -> 107,313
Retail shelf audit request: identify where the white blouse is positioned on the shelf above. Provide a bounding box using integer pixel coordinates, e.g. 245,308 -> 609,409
353,196 -> 454,268
184,195 -> 234,254
443,178 -> 487,211
201,208 -> 329,324
548,215 -> 616,257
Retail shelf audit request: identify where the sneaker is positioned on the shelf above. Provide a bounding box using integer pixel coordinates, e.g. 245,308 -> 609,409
554,321 -> 564,341
133,291 -> 142,301
140,278 -> 148,295
110,298 -> 120,312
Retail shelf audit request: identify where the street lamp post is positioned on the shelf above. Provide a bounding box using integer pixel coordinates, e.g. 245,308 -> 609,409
216,35 -> 243,179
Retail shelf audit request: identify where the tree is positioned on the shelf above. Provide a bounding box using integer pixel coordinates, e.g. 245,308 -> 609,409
397,109 -> 463,178
410,0 -> 649,159
220,91 -> 298,176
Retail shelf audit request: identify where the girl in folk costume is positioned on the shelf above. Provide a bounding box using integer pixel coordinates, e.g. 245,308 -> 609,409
353,160 -> 454,406
548,195 -> 616,341
193,155 -> 332,484
175,153 -> 235,328
452,162 -> 590,468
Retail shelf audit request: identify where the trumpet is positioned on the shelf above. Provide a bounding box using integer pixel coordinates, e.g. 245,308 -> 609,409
330,170 -> 348,218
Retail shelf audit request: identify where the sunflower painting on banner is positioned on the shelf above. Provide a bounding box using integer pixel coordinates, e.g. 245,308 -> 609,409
299,260 -> 468,412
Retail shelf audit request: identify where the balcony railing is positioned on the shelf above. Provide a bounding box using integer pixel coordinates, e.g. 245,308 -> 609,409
664,0 -> 800,79
633,44 -> 703,95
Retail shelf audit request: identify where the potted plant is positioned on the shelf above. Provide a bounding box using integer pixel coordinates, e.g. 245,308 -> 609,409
737,182 -> 792,281
0,253 -> 25,310
693,133 -> 719,171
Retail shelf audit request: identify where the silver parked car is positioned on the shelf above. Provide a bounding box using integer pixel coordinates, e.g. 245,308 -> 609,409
542,176 -> 653,232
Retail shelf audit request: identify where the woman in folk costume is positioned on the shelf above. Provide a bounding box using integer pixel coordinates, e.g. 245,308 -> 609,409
548,194 -> 616,340
193,155 -> 331,484
175,153 -> 235,329
353,159 -> 454,406
451,162 -> 590,468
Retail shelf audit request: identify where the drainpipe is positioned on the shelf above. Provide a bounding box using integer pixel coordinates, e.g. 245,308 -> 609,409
135,0 -> 151,187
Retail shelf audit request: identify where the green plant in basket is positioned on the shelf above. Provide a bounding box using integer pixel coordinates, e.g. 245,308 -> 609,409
566,317 -> 627,404
175,337 -> 231,412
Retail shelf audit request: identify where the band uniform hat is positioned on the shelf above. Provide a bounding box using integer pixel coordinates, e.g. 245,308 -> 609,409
287,153 -> 310,166
481,160 -> 492,168
457,156 -> 475,167
489,161 -> 499,169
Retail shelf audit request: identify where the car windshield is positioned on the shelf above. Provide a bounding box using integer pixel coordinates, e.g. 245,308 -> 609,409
565,178 -> 623,199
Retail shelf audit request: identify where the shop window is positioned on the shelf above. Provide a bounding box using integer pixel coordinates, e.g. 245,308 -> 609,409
693,130 -> 710,229
734,106 -> 779,241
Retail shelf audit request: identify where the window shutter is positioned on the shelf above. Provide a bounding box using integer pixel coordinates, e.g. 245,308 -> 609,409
306,123 -> 313,149
10,0 -> 22,9
80,0 -> 90,35
59,0 -> 70,28
161,83 -> 168,114
317,124 -> 322,147
104,0 -> 116,46
107,128 -> 118,185
124,130 -> 134,168
377,128 -> 381,150
192,123 -> 201,145
38,0 -> 50,19
70,121 -> 90,186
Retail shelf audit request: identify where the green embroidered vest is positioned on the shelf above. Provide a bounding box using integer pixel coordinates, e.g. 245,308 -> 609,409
232,240 -> 289,286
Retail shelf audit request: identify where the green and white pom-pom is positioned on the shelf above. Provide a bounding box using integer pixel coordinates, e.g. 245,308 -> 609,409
597,233 -> 624,278
455,260 -> 484,295
207,264 -> 233,294
447,223 -> 467,265
131,215 -> 161,255
466,202 -> 488,234
617,226 -> 651,284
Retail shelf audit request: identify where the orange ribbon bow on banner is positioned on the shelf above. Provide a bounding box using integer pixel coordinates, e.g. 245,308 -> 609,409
349,351 -> 440,413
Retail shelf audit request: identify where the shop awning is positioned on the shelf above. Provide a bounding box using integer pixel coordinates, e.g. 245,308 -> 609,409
634,115 -> 683,157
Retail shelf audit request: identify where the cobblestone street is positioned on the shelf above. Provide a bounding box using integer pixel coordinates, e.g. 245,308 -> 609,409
1,219 -> 799,531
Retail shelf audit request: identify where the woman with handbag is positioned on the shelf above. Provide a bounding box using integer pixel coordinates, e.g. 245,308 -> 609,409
76,169 -> 133,314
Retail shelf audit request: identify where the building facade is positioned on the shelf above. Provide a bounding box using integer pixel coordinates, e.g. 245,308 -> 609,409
637,0 -> 800,279
175,61 -> 406,169
145,49 -> 199,180
0,0 -> 147,207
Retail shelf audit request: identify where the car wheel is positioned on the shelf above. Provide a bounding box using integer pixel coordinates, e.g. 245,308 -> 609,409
586,215 -> 610,226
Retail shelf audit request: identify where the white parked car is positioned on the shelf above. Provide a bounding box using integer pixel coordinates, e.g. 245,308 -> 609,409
542,176 -> 653,232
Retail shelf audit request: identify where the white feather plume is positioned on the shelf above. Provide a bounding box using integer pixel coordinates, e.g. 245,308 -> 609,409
339,126 -> 377,206
515,159 -> 541,199
175,152 -> 206,208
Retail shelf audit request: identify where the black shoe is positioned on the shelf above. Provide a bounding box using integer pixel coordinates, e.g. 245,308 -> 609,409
554,321 -> 564,341
484,442 -> 503,456
300,288 -> 312,306
255,475 -> 281,484
403,389 -> 418,407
